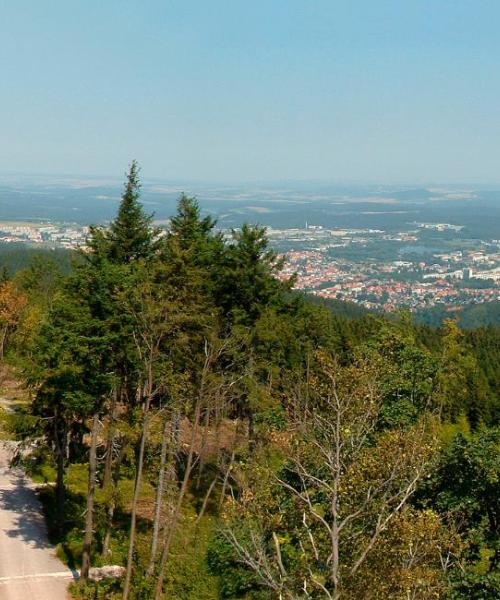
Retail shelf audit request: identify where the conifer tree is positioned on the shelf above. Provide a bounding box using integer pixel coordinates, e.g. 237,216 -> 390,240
215,223 -> 290,324
168,194 -> 217,252
438,319 -> 477,421
105,160 -> 155,264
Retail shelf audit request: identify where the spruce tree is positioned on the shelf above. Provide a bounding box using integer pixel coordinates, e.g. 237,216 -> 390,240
214,223 -> 289,324
107,160 -> 155,263
164,193 -> 224,302
168,194 -> 216,252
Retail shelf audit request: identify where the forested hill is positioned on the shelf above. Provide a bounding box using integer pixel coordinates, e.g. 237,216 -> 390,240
300,293 -> 375,320
0,163 -> 499,599
416,301 -> 500,329
310,293 -> 500,329
0,242 -> 75,276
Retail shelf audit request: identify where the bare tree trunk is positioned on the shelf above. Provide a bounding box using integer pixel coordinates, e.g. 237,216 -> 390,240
221,418 -> 240,510
195,476 -> 217,526
219,449 -> 235,511
0,326 -> 8,360
304,351 -> 311,423
81,413 -> 99,581
122,393 -> 151,600
195,407 -> 211,488
248,412 -> 255,447
147,416 -> 170,575
102,388 -> 118,489
102,498 -> 115,559
101,389 -> 118,558
153,400 -> 202,600
102,441 -> 128,558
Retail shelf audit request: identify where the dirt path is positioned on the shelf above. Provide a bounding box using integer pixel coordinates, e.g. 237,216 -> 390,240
0,442 -> 75,599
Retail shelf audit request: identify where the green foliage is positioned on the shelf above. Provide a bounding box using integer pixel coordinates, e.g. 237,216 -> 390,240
0,244 -> 74,276
160,517 -> 219,600
70,579 -> 122,600
416,301 -> 500,329
168,193 -> 219,254
361,326 -> 438,429
0,407 -> 41,441
213,224 -> 291,325
447,571 -> 500,600
440,414 -> 471,445
417,427 -> 500,586
208,529 -> 268,599
465,326 -> 500,425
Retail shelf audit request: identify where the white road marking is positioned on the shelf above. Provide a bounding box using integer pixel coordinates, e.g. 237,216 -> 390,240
0,571 -> 76,584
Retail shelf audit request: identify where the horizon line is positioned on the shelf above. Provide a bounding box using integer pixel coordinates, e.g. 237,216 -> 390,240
1,169 -> 500,190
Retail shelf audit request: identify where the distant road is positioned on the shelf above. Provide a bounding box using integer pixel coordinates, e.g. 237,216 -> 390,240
0,442 -> 74,600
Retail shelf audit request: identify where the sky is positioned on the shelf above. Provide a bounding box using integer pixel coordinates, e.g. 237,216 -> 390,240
2,1 -> 500,183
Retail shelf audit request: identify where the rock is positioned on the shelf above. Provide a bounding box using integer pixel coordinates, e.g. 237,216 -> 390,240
88,565 -> 126,582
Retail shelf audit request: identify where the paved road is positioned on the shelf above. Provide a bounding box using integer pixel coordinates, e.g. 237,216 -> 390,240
0,442 -> 74,600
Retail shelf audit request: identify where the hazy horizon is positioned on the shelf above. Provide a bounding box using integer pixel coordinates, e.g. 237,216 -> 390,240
3,168 -> 500,190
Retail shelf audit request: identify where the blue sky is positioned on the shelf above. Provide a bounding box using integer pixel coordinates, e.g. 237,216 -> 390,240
2,1 -> 500,182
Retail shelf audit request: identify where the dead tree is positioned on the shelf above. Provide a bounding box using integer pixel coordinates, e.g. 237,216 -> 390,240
81,412 -> 100,581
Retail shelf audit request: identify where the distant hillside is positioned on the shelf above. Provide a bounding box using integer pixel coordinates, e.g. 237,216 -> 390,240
302,293 -> 375,320
0,243 -> 75,275
305,293 -> 500,329
416,302 -> 500,328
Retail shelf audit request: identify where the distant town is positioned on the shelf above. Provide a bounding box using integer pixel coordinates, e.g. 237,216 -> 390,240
0,222 -> 89,249
269,222 -> 500,313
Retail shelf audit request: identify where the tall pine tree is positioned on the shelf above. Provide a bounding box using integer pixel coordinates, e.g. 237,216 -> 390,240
90,160 -> 155,264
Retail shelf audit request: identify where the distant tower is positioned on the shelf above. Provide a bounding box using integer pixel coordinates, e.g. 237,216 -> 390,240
463,268 -> 473,281
305,221 -> 308,229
